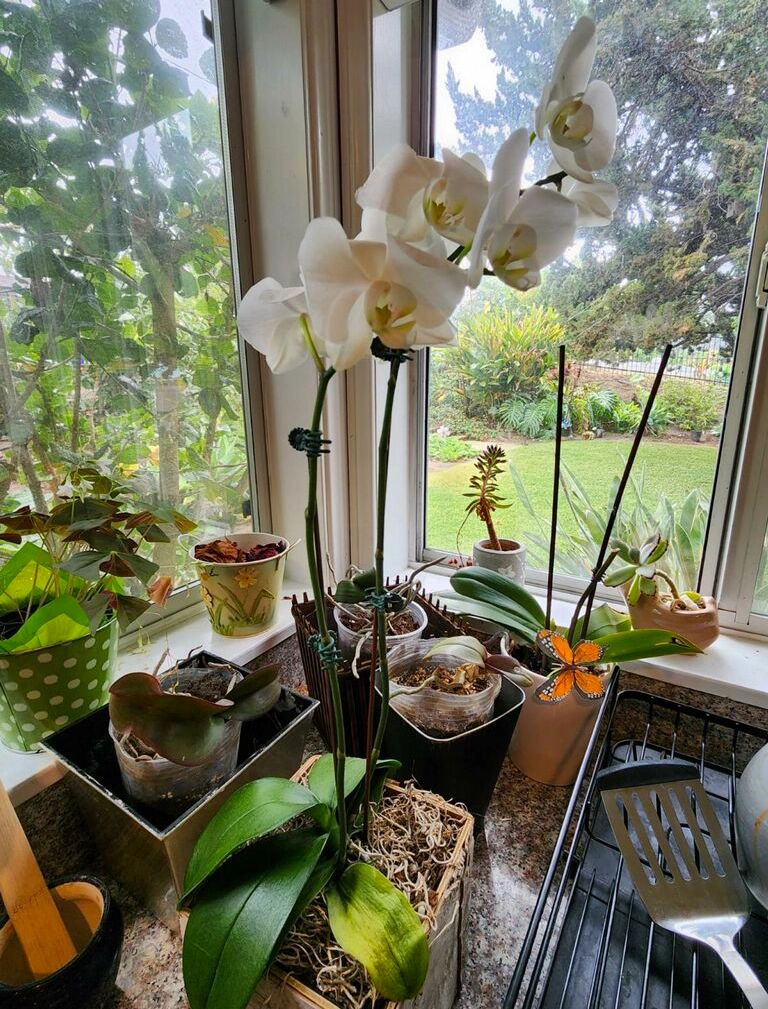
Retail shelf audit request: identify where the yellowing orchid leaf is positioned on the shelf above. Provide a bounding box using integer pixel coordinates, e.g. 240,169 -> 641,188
326,862 -> 429,1001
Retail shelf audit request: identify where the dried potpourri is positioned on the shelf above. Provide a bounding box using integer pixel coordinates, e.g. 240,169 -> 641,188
194,538 -> 287,563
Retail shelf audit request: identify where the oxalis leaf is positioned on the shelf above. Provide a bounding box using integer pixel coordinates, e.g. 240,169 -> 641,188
326,863 -> 429,1001
183,829 -> 329,1009
181,778 -> 330,903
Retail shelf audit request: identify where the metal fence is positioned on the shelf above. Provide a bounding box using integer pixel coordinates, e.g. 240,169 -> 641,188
584,347 -> 731,385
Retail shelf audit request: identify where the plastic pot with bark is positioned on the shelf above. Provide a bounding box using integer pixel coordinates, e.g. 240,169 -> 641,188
108,657 -> 281,815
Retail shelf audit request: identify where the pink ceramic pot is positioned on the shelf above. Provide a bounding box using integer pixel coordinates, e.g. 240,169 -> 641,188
627,592 -> 719,650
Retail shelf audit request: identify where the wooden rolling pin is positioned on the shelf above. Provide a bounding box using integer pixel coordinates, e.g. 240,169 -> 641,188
0,779 -> 77,979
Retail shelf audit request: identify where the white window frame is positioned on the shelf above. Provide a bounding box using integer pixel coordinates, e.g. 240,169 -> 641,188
407,3 -> 768,635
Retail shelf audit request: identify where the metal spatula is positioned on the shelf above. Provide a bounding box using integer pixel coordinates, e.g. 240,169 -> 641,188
597,759 -> 768,1009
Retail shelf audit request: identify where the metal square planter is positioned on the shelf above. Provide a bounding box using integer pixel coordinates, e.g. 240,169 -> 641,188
44,665 -> 318,931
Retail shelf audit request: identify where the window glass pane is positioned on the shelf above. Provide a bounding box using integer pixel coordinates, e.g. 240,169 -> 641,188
753,524 -> 768,617
427,1 -> 766,590
0,0 -> 247,585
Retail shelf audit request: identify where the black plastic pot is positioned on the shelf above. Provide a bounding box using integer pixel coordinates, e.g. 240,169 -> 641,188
379,676 -> 525,827
0,874 -> 123,1008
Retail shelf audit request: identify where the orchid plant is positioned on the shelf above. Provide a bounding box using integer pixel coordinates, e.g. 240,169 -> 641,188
180,17 -> 626,1009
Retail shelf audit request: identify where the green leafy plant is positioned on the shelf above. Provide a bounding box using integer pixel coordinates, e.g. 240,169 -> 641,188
109,663 -> 281,765
461,445 -> 511,550
510,462 -> 709,590
0,466 -> 195,653
428,433 -> 477,462
498,394 -> 558,438
656,378 -> 725,432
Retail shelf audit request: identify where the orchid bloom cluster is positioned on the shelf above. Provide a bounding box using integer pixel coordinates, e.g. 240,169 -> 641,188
238,15 -> 618,371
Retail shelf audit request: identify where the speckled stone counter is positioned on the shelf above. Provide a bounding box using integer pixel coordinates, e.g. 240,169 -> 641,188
11,637 -> 768,1009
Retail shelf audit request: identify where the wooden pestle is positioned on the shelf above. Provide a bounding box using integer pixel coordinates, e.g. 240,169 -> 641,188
0,779 -> 77,979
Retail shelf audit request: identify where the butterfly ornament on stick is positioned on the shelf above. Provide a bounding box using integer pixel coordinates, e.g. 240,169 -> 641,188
534,629 -> 606,702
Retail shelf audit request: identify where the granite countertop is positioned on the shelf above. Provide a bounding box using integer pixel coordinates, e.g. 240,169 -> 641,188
13,637 -> 768,1009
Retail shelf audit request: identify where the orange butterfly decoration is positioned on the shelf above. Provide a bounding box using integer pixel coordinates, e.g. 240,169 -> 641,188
534,629 -> 605,703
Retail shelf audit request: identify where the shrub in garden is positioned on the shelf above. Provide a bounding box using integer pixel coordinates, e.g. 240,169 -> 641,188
656,378 -> 725,432
433,302 -> 564,422
428,434 -> 478,463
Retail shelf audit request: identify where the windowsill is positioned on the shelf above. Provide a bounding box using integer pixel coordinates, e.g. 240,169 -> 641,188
416,569 -> 768,707
2,581 -> 305,807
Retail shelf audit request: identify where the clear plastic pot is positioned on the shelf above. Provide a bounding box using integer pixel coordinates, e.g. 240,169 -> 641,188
109,665 -> 242,816
334,601 -> 428,660
386,639 -> 501,738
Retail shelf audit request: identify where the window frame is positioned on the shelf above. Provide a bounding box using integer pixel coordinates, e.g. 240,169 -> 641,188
409,2 -> 768,635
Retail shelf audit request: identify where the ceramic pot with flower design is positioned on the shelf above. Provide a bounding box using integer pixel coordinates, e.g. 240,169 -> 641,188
191,532 -> 290,636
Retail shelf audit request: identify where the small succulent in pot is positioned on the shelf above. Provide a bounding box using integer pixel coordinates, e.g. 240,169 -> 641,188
460,445 -> 527,582
108,659 -> 281,813
605,531 -> 720,649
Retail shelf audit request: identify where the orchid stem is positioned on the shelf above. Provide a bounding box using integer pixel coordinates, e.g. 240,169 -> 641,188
369,353 -> 403,777
303,365 -> 348,862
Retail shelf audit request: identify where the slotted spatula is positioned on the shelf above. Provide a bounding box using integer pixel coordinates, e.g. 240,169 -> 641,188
597,760 -> 768,1009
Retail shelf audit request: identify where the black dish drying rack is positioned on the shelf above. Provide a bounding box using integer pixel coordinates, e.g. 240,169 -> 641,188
505,686 -> 768,1009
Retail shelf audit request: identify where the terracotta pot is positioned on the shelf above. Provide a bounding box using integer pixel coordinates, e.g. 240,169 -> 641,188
508,670 -> 606,787
627,592 -> 719,650
472,538 -> 526,584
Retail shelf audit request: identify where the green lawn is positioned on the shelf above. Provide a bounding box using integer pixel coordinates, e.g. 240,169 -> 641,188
427,438 -> 717,566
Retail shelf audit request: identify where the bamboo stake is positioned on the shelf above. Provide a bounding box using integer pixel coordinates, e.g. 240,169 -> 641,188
546,346 -> 566,629
571,344 -> 672,641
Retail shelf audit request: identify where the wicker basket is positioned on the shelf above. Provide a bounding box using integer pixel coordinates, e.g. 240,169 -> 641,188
291,584 -> 466,756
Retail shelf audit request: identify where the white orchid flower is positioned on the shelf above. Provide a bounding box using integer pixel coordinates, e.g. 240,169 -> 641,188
356,143 -> 488,246
238,278 -> 318,374
561,175 -> 618,227
468,129 -> 578,291
299,217 -> 466,370
536,16 -> 618,182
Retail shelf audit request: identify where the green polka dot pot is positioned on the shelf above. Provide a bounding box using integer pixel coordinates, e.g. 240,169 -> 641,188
0,618 -> 118,752
191,532 -> 289,637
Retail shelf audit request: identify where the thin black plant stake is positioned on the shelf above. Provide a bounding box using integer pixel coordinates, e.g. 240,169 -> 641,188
570,343 -> 672,642
546,345 -> 566,629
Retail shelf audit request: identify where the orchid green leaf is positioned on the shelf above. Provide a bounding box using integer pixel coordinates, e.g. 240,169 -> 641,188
307,754 -> 367,809
183,830 -> 329,1009
109,672 -> 230,766
181,778 -> 329,904
595,628 -> 702,662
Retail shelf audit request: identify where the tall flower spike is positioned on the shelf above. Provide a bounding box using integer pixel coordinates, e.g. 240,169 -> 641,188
238,278 -> 317,374
536,16 -> 618,182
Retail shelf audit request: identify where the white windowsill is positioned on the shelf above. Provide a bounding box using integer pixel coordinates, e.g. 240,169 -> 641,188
2,581 -> 305,806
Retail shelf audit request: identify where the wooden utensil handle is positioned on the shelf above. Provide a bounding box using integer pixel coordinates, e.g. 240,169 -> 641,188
0,780 -> 77,979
